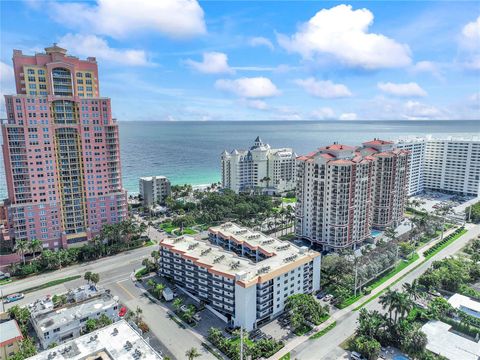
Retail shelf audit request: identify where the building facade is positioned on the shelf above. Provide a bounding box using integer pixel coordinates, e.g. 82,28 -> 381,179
0,320 -> 23,360
396,136 -> 480,196
1,44 -> 127,250
139,176 -> 171,207
295,141 -> 410,250
158,223 -> 321,330
30,285 -> 120,349
221,137 -> 296,194
295,144 -> 377,251
361,140 -> 410,229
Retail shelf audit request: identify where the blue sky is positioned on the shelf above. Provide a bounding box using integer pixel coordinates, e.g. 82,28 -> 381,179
1,0 -> 479,121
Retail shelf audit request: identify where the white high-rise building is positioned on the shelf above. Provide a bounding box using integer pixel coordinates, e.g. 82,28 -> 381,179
396,136 -> 480,196
221,137 -> 296,194
139,176 -> 171,207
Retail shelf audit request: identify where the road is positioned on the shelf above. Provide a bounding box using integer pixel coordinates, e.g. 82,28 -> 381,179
288,224 -> 480,360
1,226 -> 217,360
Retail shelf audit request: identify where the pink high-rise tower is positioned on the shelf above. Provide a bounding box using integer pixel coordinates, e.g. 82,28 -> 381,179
1,44 -> 128,249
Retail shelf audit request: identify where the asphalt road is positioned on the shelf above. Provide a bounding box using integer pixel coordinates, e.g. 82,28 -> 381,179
291,224 -> 480,360
1,227 -> 216,360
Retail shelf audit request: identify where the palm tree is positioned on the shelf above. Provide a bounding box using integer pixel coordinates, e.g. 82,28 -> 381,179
146,279 -> 156,288
403,280 -> 422,301
173,298 -> 183,312
185,347 -> 201,360
84,271 -> 92,284
15,239 -> 29,265
134,306 -> 143,323
29,238 -> 43,260
379,289 -> 397,323
153,283 -> 165,299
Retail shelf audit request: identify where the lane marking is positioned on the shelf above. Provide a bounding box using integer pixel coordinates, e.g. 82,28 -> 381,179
116,282 -> 136,300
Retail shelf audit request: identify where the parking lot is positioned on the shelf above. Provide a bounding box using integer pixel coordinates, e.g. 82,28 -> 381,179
411,191 -> 475,214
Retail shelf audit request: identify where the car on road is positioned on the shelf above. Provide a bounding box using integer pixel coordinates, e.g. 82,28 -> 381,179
119,307 -> 127,317
4,293 -> 24,303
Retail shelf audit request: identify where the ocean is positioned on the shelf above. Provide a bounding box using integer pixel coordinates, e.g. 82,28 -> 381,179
0,120 -> 479,198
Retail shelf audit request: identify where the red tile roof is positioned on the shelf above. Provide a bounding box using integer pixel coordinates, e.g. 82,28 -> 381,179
319,144 -> 356,151
363,139 -> 393,146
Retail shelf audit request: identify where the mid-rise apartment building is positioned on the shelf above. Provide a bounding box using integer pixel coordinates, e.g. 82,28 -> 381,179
1,44 -> 127,250
30,285 -> 120,349
361,140 -> 410,229
139,176 -> 171,207
396,136 -> 480,196
158,223 -> 320,330
221,137 -> 296,194
296,141 -> 410,250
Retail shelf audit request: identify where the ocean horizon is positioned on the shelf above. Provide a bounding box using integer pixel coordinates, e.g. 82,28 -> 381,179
1,120 -> 479,198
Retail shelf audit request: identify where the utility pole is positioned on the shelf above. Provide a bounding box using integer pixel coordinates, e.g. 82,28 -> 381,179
240,326 -> 244,360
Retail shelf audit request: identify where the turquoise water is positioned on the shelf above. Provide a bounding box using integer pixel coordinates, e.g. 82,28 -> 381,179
1,120 -> 479,197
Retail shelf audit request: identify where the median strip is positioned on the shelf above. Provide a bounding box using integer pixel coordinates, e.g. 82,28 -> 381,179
309,321 -> 337,340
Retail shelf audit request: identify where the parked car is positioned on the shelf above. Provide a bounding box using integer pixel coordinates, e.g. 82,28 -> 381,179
4,293 -> 24,303
0,271 -> 10,280
350,351 -> 366,360
316,291 -> 326,299
324,294 -> 333,302
119,307 -> 127,317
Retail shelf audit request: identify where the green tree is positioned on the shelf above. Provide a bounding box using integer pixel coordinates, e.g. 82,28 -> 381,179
85,318 -> 98,333
185,347 -> 201,360
29,238 -> 43,260
153,283 -> 165,299
173,298 -> 184,312
15,239 -> 29,265
84,271 -> 92,284
350,335 -> 381,360
90,272 -> 100,286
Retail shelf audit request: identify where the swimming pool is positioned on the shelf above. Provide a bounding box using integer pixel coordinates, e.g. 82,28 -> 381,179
371,229 -> 383,238
393,355 -> 409,360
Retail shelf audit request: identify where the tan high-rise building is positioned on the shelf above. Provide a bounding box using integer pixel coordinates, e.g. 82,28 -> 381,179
361,139 -> 410,230
296,140 -> 410,251
295,144 -> 377,251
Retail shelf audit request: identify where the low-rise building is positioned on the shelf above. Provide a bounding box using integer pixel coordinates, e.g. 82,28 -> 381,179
221,137 -> 297,194
27,320 -> 163,360
29,285 -> 120,349
139,176 -> 171,207
158,223 -> 321,331
0,319 -> 23,360
448,293 -> 480,319
421,320 -> 480,360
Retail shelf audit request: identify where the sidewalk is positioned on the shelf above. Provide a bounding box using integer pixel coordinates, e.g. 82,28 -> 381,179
269,224 -> 470,359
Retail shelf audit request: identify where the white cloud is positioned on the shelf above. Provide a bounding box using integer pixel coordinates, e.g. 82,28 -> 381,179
470,92 -> 480,102
59,34 -> 150,66
461,16 -> 480,50
403,100 -> 443,120
249,37 -> 274,50
410,61 -> 444,80
0,61 -> 15,117
378,82 -> 427,97
50,0 -> 206,39
215,77 -> 280,98
185,52 -> 234,74
295,78 -> 352,98
311,107 -> 336,120
339,112 -> 358,120
243,99 -> 269,110
277,4 -> 411,69
464,55 -> 480,70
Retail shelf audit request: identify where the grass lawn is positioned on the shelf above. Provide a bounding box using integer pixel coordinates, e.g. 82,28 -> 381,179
159,222 -> 177,234
177,228 -> 197,235
365,253 -> 420,292
279,233 -> 296,241
423,228 -> 467,259
282,197 -> 296,203
309,321 -> 337,340
143,240 -> 155,246
18,275 -> 81,295
135,267 -> 149,279
279,353 -> 291,360
338,253 -> 420,309
0,278 -> 12,285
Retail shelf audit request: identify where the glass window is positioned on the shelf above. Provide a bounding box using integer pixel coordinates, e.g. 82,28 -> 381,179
27,69 -> 35,75
85,73 -> 92,78
76,72 -> 83,77
38,69 -> 45,75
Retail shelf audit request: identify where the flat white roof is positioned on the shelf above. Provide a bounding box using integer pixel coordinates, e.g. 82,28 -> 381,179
448,293 -> 480,318
27,320 -> 163,360
139,176 -> 168,181
421,320 -> 480,360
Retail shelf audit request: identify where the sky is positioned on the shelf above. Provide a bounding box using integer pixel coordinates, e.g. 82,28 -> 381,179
1,0 -> 479,121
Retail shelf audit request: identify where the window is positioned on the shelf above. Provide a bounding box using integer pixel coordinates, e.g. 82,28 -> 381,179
27,69 -> 35,75
76,72 -> 83,77
38,69 -> 45,75
85,73 -> 92,78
